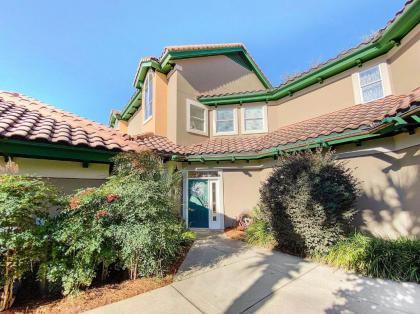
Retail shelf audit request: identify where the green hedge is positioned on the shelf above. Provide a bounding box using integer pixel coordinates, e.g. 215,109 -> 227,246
318,233 -> 420,283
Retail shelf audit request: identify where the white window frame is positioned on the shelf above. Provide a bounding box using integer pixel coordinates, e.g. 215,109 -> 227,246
186,99 -> 208,136
213,106 -> 238,136
240,104 -> 268,134
352,63 -> 392,104
143,71 -> 154,124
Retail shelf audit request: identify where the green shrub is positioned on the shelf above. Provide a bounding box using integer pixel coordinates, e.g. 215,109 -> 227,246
260,149 -> 359,256
318,233 -> 420,283
47,151 -> 188,295
0,175 -> 58,310
181,230 -> 197,244
246,220 -> 276,248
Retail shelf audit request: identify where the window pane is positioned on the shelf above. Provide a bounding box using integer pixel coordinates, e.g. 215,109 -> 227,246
190,104 -> 204,119
244,107 -> 263,119
216,108 -> 234,120
216,120 -> 234,133
359,66 -> 381,86
245,119 -> 263,131
188,171 -> 219,178
144,72 -> 153,120
190,117 -> 204,131
362,81 -> 384,102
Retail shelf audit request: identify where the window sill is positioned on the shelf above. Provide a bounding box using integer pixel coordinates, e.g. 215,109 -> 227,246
187,129 -> 208,136
241,129 -> 268,135
143,116 -> 153,125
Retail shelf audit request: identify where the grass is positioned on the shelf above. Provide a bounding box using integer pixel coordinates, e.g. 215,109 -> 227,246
245,220 -> 276,248
316,232 -> 420,283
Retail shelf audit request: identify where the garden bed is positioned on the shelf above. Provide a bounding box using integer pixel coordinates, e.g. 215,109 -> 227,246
224,227 -> 246,241
7,241 -> 193,314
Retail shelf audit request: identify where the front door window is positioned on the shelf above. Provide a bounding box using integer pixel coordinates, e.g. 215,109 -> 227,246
188,179 -> 209,228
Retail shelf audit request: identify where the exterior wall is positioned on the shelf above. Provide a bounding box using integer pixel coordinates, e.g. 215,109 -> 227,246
221,169 -> 265,227
257,25 -> 418,132
126,70 -> 168,136
171,55 -> 265,145
127,107 -> 143,135
0,157 -> 109,193
388,24 -> 420,95
186,132 -> 420,237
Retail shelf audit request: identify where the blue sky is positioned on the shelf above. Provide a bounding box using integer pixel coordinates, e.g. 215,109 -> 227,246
0,0 -> 406,124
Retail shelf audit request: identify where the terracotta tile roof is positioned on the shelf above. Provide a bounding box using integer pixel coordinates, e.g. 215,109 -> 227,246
0,92 -> 142,152
132,133 -> 186,155
198,0 -> 415,99
131,88 -> 420,157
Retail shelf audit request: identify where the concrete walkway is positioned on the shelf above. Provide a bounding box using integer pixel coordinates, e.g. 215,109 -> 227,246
87,232 -> 420,314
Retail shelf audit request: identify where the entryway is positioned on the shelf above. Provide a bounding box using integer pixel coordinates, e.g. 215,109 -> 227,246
184,171 -> 224,230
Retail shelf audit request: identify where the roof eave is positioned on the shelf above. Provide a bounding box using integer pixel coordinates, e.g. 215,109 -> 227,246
199,0 -> 420,105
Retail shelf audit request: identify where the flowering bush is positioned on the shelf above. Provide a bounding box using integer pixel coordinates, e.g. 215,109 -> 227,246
46,151 -> 188,295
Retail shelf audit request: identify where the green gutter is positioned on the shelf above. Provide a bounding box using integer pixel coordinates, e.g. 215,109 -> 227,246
199,1 -> 420,106
183,131 -> 381,162
0,139 -> 117,163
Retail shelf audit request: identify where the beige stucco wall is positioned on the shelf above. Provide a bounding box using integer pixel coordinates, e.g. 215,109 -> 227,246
237,25 -> 419,133
0,157 -> 110,179
0,157 -> 109,194
193,132 -> 420,237
170,55 -> 266,145
222,169 -> 266,226
127,107 -> 143,135
126,70 -> 168,136
388,24 -> 420,95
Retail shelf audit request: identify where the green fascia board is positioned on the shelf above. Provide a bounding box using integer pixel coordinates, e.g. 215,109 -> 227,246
109,112 -> 121,128
0,138 -> 117,163
120,90 -> 142,121
133,60 -> 162,89
124,45 -> 273,123
199,1 -> 420,106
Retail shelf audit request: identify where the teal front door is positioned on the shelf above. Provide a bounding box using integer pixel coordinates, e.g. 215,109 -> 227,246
188,179 -> 209,228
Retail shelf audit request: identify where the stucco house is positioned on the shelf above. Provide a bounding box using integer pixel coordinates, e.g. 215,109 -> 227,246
1,1 -> 419,237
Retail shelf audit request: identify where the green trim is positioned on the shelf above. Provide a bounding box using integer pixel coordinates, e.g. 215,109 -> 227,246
133,60 -> 162,89
0,139 -> 117,163
160,48 -> 271,89
199,1 -> 420,106
112,45 -> 273,125
410,114 -> 420,123
183,130 -> 381,162
109,112 -> 120,128
120,90 -> 142,121
176,111 -> 420,162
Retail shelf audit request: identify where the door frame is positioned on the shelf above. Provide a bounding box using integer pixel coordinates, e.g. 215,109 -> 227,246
183,170 -> 224,230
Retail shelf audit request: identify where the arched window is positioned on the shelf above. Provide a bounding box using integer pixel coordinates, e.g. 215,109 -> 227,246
144,71 -> 153,122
